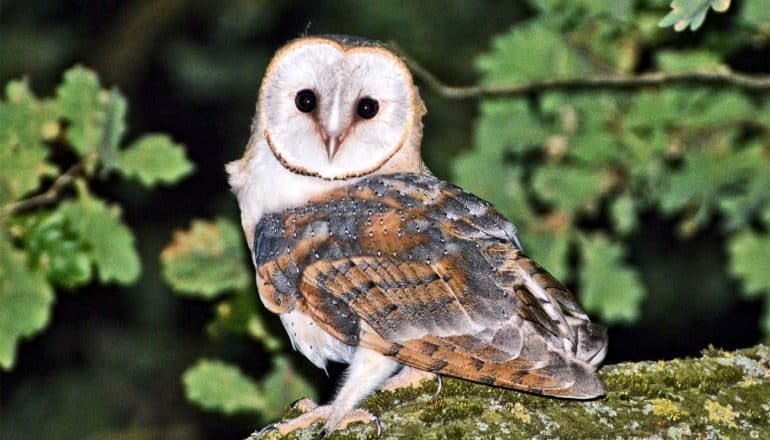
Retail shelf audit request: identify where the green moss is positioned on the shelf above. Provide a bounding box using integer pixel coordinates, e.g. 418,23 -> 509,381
270,345 -> 770,439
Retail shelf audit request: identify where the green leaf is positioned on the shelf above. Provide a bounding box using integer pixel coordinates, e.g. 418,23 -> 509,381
259,356 -> 317,420
610,194 -> 638,236
207,289 -> 282,352
568,15 -> 640,73
530,0 -> 637,21
719,164 -> 770,230
161,218 -> 250,298
532,164 -> 610,214
182,356 -> 316,418
655,49 -> 723,72
59,196 -> 141,285
659,144 -> 762,219
182,359 -> 264,414
763,205 -> 770,229
546,93 -> 624,164
54,66 -> 127,156
0,79 -> 58,200
728,231 -> 770,298
658,0 -> 731,32
738,0 -> 770,30
626,88 -> 752,133
0,234 -> 55,369
117,134 -> 194,187
21,210 -> 93,288
473,100 -> 548,155
476,20 -> 593,85
578,233 -> 645,324
0,178 -> 12,207
683,92 -> 753,130
246,311 -> 283,352
625,89 -> 690,130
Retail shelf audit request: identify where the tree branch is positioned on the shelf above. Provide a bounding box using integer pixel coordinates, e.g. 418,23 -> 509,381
1,161 -> 86,217
260,345 -> 770,439
398,49 -> 770,99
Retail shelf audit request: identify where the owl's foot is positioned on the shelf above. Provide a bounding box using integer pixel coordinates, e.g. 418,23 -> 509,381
380,366 -> 441,396
249,398 -> 380,439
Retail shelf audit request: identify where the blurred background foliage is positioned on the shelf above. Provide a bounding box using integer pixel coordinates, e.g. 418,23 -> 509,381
1,0 -> 769,438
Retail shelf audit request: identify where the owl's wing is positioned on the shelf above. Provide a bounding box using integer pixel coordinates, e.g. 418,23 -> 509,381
255,173 -> 607,398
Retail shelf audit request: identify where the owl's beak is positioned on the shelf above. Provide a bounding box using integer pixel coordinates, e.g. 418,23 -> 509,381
325,136 -> 340,162
321,130 -> 345,162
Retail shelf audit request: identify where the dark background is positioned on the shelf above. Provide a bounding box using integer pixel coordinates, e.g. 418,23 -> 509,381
0,1 -> 766,439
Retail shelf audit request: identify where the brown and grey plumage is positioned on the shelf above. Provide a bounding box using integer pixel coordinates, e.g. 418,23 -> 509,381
227,35 -> 607,437
255,173 -> 606,400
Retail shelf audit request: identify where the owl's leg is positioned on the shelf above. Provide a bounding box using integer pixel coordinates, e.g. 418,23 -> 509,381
379,365 -> 441,394
255,346 -> 399,438
321,346 -> 400,434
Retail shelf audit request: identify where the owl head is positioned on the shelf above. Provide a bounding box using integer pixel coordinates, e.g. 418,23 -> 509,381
256,35 -> 426,180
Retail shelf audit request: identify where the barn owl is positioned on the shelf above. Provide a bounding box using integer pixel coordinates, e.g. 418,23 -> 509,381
227,35 -> 607,437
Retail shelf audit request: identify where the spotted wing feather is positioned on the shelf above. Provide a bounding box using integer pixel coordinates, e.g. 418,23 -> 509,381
254,173 -> 607,398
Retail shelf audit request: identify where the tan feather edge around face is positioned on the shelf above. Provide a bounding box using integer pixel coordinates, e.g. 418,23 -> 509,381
259,37 -> 426,181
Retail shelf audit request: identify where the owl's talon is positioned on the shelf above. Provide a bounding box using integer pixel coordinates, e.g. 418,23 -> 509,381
330,413 -> 382,438
324,407 -> 381,435
433,375 -> 443,397
245,423 -> 277,440
290,397 -> 319,412
251,404 -> 380,437
373,414 -> 382,438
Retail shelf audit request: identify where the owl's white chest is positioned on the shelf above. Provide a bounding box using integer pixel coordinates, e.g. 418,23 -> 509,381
228,139 -> 357,368
228,139 -> 352,246
280,309 -> 355,370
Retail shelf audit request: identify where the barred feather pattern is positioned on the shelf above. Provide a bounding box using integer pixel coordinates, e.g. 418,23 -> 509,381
254,172 -> 607,398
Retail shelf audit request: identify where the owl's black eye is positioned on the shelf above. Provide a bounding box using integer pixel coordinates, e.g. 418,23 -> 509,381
357,97 -> 379,119
295,89 -> 316,113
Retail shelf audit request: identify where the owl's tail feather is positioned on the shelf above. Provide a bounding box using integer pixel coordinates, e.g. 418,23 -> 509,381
569,318 -> 608,367
512,251 -> 608,368
360,326 -> 606,399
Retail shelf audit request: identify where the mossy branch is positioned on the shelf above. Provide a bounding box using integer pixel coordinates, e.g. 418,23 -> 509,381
395,46 -> 770,99
264,345 -> 770,439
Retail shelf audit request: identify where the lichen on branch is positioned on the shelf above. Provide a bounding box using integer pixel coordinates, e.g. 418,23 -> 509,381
263,345 -> 770,439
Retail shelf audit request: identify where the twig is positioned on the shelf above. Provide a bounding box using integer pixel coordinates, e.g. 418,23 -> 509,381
1,161 -> 86,217
397,49 -> 770,99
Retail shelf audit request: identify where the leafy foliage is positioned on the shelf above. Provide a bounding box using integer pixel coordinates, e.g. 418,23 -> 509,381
118,134 -> 195,187
728,232 -> 770,298
54,66 -> 126,157
0,66 -> 192,370
182,359 -> 264,414
456,1 -> 770,333
161,218 -> 314,420
182,356 -> 316,419
58,197 -> 141,284
0,80 -> 58,201
658,0 -> 731,31
5,1 -> 770,435
161,218 -> 250,298
0,234 -> 54,369
739,1 -> 770,31
579,234 -> 645,324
